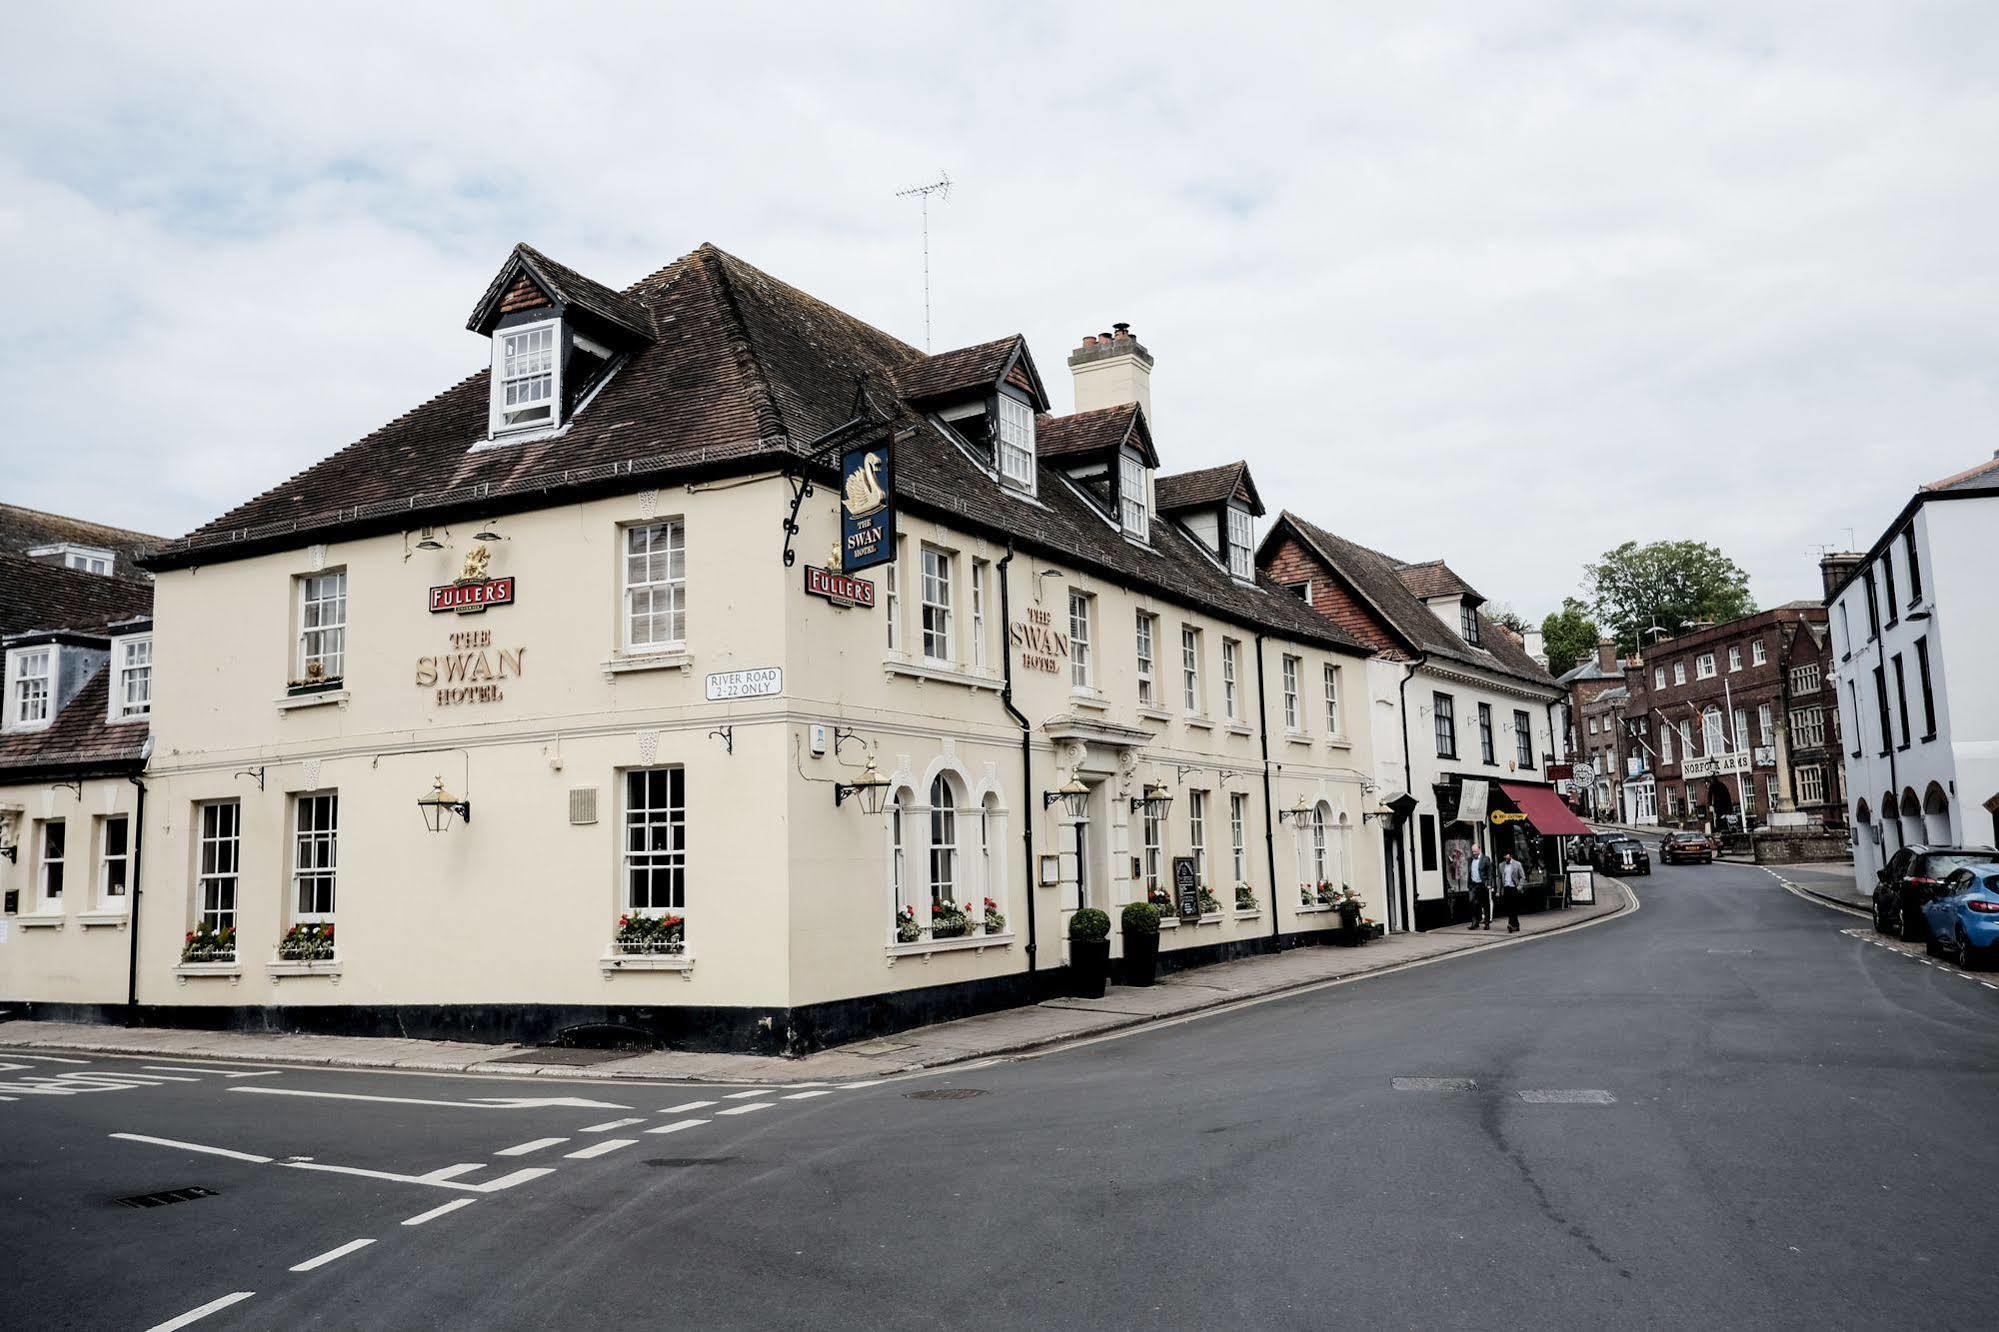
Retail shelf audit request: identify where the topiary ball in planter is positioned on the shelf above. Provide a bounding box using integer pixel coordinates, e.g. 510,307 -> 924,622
1067,908 -> 1112,998
1069,907 -> 1111,941
1121,901 -> 1162,987
1121,902 -> 1161,935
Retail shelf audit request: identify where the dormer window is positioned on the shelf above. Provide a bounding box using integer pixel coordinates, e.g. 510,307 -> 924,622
1460,603 -> 1481,647
997,395 -> 1036,490
111,634 -> 153,721
26,543 -> 116,576
6,646 -> 53,730
1226,507 -> 1253,580
492,320 -> 559,436
1118,452 -> 1149,538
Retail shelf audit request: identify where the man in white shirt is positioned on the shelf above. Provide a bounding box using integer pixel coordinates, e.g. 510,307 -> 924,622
1466,846 -> 1493,930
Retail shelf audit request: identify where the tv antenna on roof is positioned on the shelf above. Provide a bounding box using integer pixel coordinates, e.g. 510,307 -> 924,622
895,171 -> 951,352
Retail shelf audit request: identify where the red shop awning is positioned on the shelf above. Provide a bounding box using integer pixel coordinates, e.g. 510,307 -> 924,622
1497,783 -> 1592,837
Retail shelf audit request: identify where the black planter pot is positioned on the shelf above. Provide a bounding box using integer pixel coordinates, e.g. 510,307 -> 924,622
1122,930 -> 1160,986
1069,937 -> 1110,998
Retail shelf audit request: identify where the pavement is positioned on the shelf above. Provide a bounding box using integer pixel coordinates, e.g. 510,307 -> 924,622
0,886 -> 1629,1084
7,852 -> 1996,1329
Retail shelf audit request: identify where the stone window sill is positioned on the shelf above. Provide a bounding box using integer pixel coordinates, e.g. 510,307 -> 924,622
276,688 -> 349,712
78,912 -> 130,929
1285,730 -> 1313,746
1067,687 -> 1109,711
1234,907 -> 1263,919
1183,715 -> 1215,731
600,949 -> 696,976
602,650 -> 694,677
1225,722 -> 1253,737
886,932 -> 1013,964
15,913 -> 67,930
174,961 -> 244,984
1295,904 -> 1336,915
1137,706 -> 1174,723
268,956 -> 342,980
1323,737 -> 1352,751
885,658 -> 1003,692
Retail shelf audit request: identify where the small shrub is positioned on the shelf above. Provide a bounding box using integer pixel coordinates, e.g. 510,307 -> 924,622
1068,908 -> 1111,942
1121,901 -> 1161,935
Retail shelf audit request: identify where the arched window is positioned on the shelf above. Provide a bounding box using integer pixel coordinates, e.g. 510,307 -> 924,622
1311,804 -> 1328,884
929,773 -> 959,907
1335,811 -> 1353,889
980,792 -> 1006,921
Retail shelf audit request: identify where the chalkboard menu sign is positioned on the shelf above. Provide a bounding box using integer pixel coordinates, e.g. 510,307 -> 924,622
1173,856 -> 1200,920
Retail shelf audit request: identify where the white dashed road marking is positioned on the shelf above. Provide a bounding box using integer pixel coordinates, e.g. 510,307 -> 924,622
402,1198 -> 475,1227
110,1133 -> 274,1164
144,1290 -> 255,1331
142,1065 -> 221,1075
1392,1077 -> 1477,1091
782,1090 -> 834,1100
495,1137 -> 568,1157
579,1118 -> 645,1133
290,1238 -> 374,1273
1519,1089 -> 1617,1104
716,1101 -> 772,1117
646,1118 -> 709,1135
723,1089 -> 774,1099
565,1138 -> 637,1160
662,1100 -> 715,1113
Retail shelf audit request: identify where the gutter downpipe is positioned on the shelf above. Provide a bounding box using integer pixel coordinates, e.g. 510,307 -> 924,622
1254,634 -> 1281,944
1398,653 -> 1429,933
125,775 -> 147,1015
997,543 -> 1037,974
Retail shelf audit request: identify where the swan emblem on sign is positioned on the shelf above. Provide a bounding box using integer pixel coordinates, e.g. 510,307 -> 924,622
843,451 -> 887,518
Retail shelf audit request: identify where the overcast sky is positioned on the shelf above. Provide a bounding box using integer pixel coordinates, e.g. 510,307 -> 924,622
5,3 -> 1995,618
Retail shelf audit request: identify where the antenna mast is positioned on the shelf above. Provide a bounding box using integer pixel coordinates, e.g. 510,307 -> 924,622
895,170 -> 951,352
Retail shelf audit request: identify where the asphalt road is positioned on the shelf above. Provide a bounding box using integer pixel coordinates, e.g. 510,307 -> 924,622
6,857 -> 1997,1331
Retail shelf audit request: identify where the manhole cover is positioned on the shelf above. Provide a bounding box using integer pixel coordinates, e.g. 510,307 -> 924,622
903,1087 -> 989,1101
116,1186 -> 218,1209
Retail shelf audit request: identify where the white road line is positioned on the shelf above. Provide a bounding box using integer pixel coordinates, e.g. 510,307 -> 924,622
402,1198 -> 476,1227
110,1133 -> 273,1164
833,1080 -> 884,1089
723,1089 -> 774,1099
646,1118 -> 708,1135
2,1052 -> 91,1064
495,1137 -> 568,1157
417,1163 -> 486,1182
282,1161 -> 553,1194
1519,1089 -> 1617,1104
781,1090 -> 833,1100
144,1290 -> 255,1331
565,1138 -> 637,1160
662,1100 -> 715,1113
579,1118 -> 645,1133
143,1065 -> 221,1075
290,1238 -> 374,1272
716,1101 -> 772,1117
223,1070 -> 285,1078
1392,1077 -> 1477,1092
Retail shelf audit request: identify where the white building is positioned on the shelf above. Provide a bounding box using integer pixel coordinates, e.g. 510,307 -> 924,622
1828,452 -> 1999,891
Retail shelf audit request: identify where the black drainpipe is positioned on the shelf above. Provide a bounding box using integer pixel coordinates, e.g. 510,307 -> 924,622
1397,653 -> 1429,932
125,774 -> 147,1015
997,543 -> 1037,973
1253,633 -> 1281,943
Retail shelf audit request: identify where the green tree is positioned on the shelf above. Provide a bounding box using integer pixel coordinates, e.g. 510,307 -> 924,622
1539,598 -> 1599,676
1584,540 -> 1755,653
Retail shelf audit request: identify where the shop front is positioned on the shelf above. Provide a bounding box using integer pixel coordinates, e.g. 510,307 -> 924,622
1489,780 -> 1592,907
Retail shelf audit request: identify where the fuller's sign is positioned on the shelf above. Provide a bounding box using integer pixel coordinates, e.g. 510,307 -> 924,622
804,566 -> 875,608
839,439 -> 895,573
429,576 -> 516,614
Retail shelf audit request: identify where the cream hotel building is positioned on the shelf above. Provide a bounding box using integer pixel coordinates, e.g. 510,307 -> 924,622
1,243 -> 1562,1052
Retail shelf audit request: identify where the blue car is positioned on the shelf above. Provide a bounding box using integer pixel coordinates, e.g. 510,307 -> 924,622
1922,865 -> 1999,969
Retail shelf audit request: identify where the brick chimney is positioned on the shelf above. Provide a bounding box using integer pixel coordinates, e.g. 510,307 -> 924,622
1819,550 -> 1863,604
1597,638 -> 1617,673
1068,322 -> 1154,420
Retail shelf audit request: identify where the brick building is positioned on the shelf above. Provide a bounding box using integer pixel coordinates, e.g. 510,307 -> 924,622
1557,640 -> 1633,818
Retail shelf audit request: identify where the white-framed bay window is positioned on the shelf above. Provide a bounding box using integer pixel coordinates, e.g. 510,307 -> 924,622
292,792 -> 338,923
624,767 -> 687,927
98,815 -> 130,910
920,546 -> 954,663
112,635 -> 152,720
7,646 -> 53,729
195,801 -> 241,938
295,570 -> 347,685
997,394 -> 1036,491
491,319 -> 559,437
623,519 -> 686,653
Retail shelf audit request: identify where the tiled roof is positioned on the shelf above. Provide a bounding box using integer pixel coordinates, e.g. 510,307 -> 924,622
151,244 -> 1362,656
1556,658 -> 1619,685
1922,452 -> 1999,494
0,671 -> 146,780
1037,403 -> 1153,463
893,335 -> 1046,409
467,242 -> 655,340
1154,461 -> 1262,517
0,503 -> 160,582
0,551 -> 154,642
1268,512 -> 1556,691
1396,560 -> 1480,602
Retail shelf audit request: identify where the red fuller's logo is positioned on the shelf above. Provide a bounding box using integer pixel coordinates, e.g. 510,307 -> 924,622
430,577 -> 515,614
804,565 -> 875,608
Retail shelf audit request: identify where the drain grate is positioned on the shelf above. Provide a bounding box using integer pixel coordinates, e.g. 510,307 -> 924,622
904,1087 -> 989,1101
116,1186 -> 218,1210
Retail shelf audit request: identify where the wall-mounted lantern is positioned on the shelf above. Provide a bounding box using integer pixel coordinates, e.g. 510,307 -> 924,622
1044,776 -> 1090,819
1277,794 -> 1313,826
1128,781 -> 1173,817
417,776 -> 472,832
834,757 -> 891,814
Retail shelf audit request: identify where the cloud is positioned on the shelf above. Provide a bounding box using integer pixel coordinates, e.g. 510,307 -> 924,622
5,2 -> 1996,612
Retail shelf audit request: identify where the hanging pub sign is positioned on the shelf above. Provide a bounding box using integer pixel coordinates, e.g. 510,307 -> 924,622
805,565 -> 876,608
1458,778 -> 1490,825
1173,856 -> 1201,921
429,545 -> 515,614
839,438 -> 895,574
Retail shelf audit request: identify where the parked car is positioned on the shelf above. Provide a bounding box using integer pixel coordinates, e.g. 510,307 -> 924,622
1660,831 -> 1713,865
1922,865 -> 1999,968
1873,845 -> 1999,942
1593,835 -> 1651,876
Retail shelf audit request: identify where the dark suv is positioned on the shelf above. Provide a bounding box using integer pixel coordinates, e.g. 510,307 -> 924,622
1873,846 -> 1999,942
1661,831 -> 1714,865
1594,836 -> 1651,876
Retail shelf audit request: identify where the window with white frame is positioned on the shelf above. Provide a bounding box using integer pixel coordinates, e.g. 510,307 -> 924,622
884,556 -> 901,653
1479,703 -> 1496,764
969,560 -> 988,669
1182,626 -> 1203,713
98,815 -> 129,908
1673,661 -> 1687,686
1756,703 -> 1772,744
296,570 -> 347,684
1768,774 -> 1784,807
1728,646 -> 1742,672
1514,709 -> 1534,767
1742,778 -> 1755,814
1323,663 -> 1341,737
1790,706 -> 1825,748
623,521 -> 686,653
8,647 -> 52,728
291,792 -> 338,922
1069,590 -> 1093,690
1282,655 -> 1302,731
1142,800 -> 1164,902
64,547 -> 114,575
1679,719 -> 1694,761
1188,790 -> 1209,889
37,820 -> 65,907
1589,718 -> 1600,735
888,789 -> 909,918
1226,507 -> 1253,580
997,395 -> 1036,490
1230,792 -> 1249,885
1702,707 -> 1724,755
1789,662 -> 1821,694
928,773 -> 959,907
1733,708 -> 1749,753
1433,693 -> 1457,759
1118,453 -> 1149,538
492,320 -> 558,436
1660,726 -> 1674,765
920,547 -> 953,663
1752,638 -> 1767,666
113,635 -> 152,719
1135,612 -> 1157,707
625,767 -> 686,918
1310,805 -> 1329,886
196,802 -> 240,937
1222,639 -> 1240,721
1696,653 -> 1716,680
1653,666 -> 1665,690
